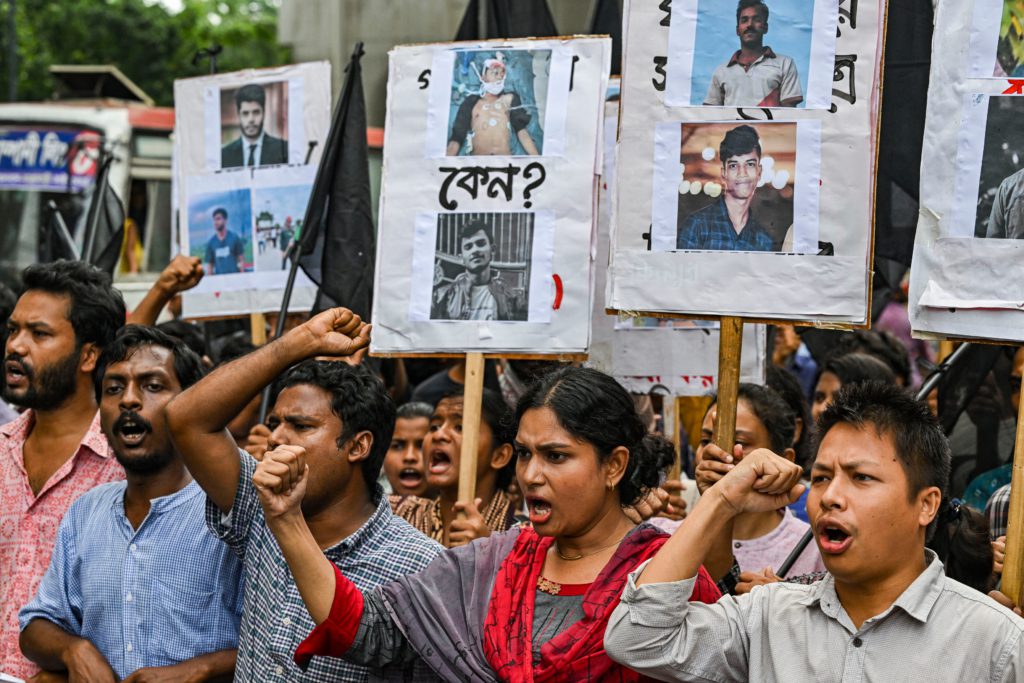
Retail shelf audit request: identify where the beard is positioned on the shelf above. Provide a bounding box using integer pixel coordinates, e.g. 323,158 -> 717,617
114,446 -> 175,475
2,348 -> 81,410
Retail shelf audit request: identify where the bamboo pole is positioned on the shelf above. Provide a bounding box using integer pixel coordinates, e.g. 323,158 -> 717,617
457,352 -> 486,509
713,317 -> 744,451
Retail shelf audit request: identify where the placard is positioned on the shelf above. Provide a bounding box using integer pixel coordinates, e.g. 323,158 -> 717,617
371,38 -> 611,354
608,0 -> 883,323
173,62 -> 331,318
910,1 -> 1024,342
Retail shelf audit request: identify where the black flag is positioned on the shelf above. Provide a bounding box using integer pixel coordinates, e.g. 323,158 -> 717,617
81,155 -> 126,275
40,200 -> 80,263
454,0 -> 558,40
590,0 -> 622,76
295,43 -> 374,319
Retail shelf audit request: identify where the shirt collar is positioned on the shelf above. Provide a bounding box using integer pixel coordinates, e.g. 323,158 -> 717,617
800,549 -> 946,625
1,409 -> 113,460
333,485 -> 394,554
116,478 -> 203,517
727,46 -> 777,67
245,131 -> 266,149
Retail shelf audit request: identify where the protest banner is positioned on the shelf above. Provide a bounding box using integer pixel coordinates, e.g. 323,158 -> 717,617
908,0 -> 1024,602
371,37 -> 611,501
173,62 -> 332,319
608,0 -> 886,454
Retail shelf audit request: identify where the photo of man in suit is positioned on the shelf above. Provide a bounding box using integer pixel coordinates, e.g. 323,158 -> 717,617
221,83 -> 289,169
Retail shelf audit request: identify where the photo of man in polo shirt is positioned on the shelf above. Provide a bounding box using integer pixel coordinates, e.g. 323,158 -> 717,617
704,0 -> 803,108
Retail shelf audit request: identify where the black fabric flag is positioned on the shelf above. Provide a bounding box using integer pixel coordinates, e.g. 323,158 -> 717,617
82,156 -> 126,275
590,0 -> 623,76
871,0 -> 933,321
40,200 -> 80,263
296,43 -> 374,319
454,0 -> 559,40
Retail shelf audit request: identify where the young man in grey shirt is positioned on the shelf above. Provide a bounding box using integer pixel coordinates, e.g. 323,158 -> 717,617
605,381 -> 1024,682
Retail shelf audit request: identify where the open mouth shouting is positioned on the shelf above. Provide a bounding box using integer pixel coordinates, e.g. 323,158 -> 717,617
526,495 -> 552,525
398,467 -> 424,490
816,518 -> 853,555
428,446 -> 454,478
4,358 -> 30,388
113,411 -> 152,449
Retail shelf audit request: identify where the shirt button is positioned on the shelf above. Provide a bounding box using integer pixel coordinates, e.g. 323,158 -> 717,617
853,637 -> 863,648
126,643 -> 133,652
281,617 -> 291,626
275,665 -> 284,674
130,544 -> 138,553
734,542 -> 742,549
125,593 -> 133,602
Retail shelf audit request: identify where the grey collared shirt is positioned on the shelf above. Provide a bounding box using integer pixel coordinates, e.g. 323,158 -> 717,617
987,168 -> 1024,239
605,550 -> 1024,682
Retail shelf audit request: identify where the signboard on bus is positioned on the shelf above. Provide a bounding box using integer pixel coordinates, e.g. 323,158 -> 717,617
0,127 -> 99,192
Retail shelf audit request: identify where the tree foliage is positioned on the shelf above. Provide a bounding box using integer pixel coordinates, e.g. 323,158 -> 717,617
3,0 -> 290,105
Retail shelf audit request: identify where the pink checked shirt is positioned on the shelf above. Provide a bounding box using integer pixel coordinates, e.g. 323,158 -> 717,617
0,410 -> 124,680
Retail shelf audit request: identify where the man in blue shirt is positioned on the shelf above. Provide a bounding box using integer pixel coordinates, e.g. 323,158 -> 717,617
166,308 -> 442,682
204,207 -> 246,275
676,124 -> 775,252
19,326 -> 244,682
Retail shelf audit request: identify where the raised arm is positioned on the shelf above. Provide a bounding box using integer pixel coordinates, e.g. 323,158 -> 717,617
166,308 -> 370,512
638,448 -> 804,586
126,255 -> 204,326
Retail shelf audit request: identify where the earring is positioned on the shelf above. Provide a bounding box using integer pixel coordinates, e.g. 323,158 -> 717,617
606,481 -> 614,491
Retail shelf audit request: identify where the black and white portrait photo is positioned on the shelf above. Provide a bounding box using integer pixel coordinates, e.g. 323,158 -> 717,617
428,212 -> 535,322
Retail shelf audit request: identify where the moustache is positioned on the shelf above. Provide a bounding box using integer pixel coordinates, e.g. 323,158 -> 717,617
113,410 -> 153,436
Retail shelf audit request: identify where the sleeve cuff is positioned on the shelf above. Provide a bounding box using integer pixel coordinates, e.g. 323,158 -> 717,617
294,564 -> 365,670
619,559 -> 699,628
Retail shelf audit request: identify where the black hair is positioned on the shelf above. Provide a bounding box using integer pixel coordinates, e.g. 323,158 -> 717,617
737,0 -> 769,22
735,383 -> 796,454
720,124 -> 762,163
21,260 -> 126,351
273,360 -> 396,500
94,325 -> 205,403
928,500 -> 994,593
0,282 -> 17,324
818,352 -> 897,391
816,381 -> 951,538
458,219 -> 493,247
437,387 -> 516,489
514,366 -> 670,506
216,338 -> 258,366
396,401 -> 434,421
213,207 -> 228,220
234,83 -> 266,111
156,320 -> 207,360
827,330 -> 911,386
766,367 -> 811,469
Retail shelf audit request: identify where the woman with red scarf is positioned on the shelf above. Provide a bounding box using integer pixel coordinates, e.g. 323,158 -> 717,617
254,367 -> 721,682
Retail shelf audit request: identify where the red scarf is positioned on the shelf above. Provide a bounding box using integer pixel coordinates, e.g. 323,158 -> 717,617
483,525 -> 714,683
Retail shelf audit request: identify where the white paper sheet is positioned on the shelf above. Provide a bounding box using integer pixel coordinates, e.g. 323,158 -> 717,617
609,0 -> 881,323
372,38 -> 611,354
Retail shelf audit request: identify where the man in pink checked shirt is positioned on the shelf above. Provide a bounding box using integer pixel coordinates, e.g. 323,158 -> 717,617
0,261 -> 130,681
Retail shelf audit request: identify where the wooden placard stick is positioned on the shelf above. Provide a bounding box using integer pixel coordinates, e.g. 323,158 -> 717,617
250,313 -> 267,346
669,396 -> 682,481
713,317 -> 744,451
457,352 -> 486,515
1000,356 -> 1024,603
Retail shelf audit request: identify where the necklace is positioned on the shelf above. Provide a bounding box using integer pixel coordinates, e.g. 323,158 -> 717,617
555,531 -> 628,561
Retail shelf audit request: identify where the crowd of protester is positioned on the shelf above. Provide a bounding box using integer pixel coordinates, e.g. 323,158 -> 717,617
0,256 -> 1021,682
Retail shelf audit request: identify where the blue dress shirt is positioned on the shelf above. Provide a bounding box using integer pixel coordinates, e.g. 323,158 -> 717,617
20,480 -> 244,679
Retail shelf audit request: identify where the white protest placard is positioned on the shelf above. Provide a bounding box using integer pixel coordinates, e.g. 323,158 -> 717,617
909,0 -> 1024,343
589,102 -> 766,394
371,38 -> 611,354
607,0 -> 883,324
173,62 -> 332,318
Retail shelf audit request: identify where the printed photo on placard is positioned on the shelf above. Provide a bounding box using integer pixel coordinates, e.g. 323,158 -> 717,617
219,81 -> 290,169
969,0 -> 1024,78
949,95 -> 1024,239
251,183 -> 310,271
665,0 -> 838,109
446,49 -> 550,157
650,120 -> 822,253
187,188 -> 254,275
429,212 -> 534,321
